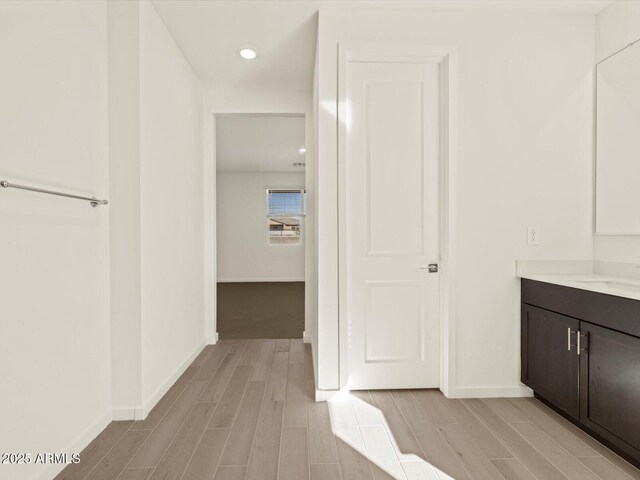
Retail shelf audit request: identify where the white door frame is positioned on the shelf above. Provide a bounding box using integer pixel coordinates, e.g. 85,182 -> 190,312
207,112 -> 314,345
337,44 -> 458,396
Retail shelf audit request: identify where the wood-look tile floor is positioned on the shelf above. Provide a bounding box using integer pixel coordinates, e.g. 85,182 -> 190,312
55,339 -> 640,480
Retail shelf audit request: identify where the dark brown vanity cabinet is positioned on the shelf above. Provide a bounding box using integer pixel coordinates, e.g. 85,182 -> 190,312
521,305 -> 580,418
521,279 -> 640,467
579,323 -> 640,456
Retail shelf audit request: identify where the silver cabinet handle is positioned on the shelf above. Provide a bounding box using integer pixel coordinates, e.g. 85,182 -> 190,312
567,328 -> 585,355
567,328 -> 578,351
577,331 -> 589,355
577,331 -> 581,355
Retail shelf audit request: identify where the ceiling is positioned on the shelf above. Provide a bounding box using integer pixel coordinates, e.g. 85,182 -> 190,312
150,0 -> 612,93
150,1 -> 318,92
216,115 -> 306,173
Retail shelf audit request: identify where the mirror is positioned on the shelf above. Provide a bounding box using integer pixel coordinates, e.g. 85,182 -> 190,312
595,41 -> 640,234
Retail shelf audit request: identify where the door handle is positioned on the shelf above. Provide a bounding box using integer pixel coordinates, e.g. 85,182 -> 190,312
418,264 -> 439,273
567,328 -> 577,351
577,331 -> 589,355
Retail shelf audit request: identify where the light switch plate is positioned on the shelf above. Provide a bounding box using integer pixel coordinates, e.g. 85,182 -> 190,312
527,226 -> 539,246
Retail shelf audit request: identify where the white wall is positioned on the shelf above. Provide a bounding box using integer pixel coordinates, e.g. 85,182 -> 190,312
1,1 -> 206,476
203,89 -> 316,363
316,9 -> 595,394
108,0 -> 207,420
139,0 -> 206,410
594,0 -> 640,263
217,173 -> 306,282
108,0 -> 143,420
596,0 -> 640,61
312,45 -> 320,381
0,2 -> 111,479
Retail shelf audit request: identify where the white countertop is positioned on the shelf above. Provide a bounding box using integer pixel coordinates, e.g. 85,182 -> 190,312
518,273 -> 640,301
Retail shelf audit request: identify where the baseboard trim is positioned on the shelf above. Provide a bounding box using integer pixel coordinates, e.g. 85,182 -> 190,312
447,385 -> 533,399
34,409 -> 112,480
112,407 -> 136,421
217,278 -> 305,283
302,331 -> 311,344
316,385 -> 532,401
139,339 -> 208,420
207,332 -> 219,345
315,388 -> 351,402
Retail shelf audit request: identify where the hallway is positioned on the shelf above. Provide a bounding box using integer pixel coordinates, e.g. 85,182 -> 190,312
54,339 -> 640,480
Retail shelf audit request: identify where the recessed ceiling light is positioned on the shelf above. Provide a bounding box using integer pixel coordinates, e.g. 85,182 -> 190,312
298,147 -> 307,154
239,48 -> 257,60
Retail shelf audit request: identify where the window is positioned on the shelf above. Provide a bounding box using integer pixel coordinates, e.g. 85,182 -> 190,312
267,188 -> 305,245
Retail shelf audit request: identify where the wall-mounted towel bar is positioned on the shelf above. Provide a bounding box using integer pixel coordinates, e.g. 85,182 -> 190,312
0,179 -> 108,207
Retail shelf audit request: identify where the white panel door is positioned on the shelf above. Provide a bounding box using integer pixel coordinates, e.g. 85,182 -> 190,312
346,60 -> 440,389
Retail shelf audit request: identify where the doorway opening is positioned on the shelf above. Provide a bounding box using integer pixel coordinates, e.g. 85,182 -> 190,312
215,114 -> 306,339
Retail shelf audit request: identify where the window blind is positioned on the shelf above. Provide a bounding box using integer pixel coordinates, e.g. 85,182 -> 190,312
267,190 -> 303,215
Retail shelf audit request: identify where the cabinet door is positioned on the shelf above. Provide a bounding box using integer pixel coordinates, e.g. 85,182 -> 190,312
521,304 -> 580,418
579,323 -> 640,457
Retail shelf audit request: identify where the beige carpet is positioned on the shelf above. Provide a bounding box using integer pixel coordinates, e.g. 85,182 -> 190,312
217,282 -> 304,339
